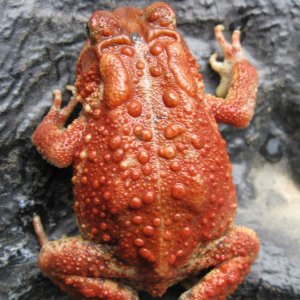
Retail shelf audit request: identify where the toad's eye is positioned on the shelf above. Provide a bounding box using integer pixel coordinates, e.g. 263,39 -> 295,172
144,2 -> 176,29
88,11 -> 120,43
86,22 -> 90,38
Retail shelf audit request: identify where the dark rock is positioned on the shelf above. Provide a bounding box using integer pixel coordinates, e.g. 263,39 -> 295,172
260,134 -> 283,163
0,0 -> 300,299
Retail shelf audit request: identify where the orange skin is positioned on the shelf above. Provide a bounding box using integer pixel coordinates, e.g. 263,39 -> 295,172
32,2 -> 259,300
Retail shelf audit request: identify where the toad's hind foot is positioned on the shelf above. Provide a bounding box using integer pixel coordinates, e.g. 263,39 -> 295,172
53,275 -> 139,300
36,234 -> 138,300
33,215 -> 48,247
179,226 -> 259,300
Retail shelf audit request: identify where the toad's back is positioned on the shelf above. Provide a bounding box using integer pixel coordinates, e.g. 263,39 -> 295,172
72,6 -> 236,278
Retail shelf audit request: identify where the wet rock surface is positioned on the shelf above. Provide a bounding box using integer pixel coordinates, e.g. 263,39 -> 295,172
0,0 -> 300,299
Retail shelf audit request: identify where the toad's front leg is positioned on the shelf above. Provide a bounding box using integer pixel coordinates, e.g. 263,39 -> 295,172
33,216 -> 138,300
179,226 -> 259,300
205,25 -> 258,128
32,89 -> 86,168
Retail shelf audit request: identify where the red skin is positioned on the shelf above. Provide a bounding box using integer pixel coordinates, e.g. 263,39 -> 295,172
32,2 -> 259,299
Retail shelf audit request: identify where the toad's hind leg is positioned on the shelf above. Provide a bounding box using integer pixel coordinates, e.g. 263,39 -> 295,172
33,216 -> 138,300
179,226 -> 259,300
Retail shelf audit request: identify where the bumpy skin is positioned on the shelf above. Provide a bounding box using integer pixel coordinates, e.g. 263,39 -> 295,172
32,2 -> 259,299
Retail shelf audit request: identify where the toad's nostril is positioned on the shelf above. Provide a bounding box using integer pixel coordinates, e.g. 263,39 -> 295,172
130,32 -> 141,43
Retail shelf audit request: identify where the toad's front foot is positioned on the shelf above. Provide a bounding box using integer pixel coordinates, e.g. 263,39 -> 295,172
32,89 -> 86,168
209,25 -> 244,97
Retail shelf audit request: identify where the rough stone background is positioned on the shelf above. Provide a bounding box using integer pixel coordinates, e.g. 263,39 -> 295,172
0,0 -> 300,299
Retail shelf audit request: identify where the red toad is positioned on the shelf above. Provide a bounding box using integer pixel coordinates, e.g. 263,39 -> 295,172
33,2 -> 259,299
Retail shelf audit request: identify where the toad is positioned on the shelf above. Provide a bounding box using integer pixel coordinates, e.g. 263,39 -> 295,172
33,2 -> 259,299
